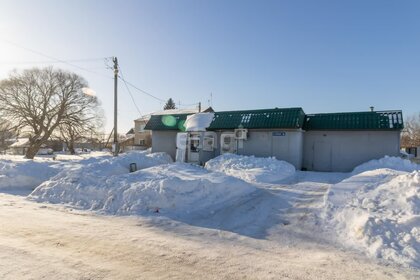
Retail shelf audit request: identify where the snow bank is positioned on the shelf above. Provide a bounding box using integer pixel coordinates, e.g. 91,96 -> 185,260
352,156 -> 419,175
205,154 -> 295,183
325,166 -> 420,268
73,151 -> 173,177
30,163 -> 256,216
185,113 -> 214,131
0,159 -> 58,190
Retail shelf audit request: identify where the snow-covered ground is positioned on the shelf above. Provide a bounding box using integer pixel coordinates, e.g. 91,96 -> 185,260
0,152 -> 419,279
31,162 -> 255,217
205,153 -> 295,183
324,157 -> 420,269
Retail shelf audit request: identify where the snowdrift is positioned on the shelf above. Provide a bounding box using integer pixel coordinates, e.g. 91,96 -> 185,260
324,157 -> 420,268
0,159 -> 59,190
30,161 -> 256,217
72,151 -> 173,176
205,154 -> 295,183
352,156 -> 419,175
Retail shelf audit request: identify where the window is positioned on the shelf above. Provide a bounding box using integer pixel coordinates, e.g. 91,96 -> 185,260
138,124 -> 145,132
139,139 -> 145,146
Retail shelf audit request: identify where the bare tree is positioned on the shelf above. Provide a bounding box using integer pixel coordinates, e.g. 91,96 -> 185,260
0,118 -> 15,152
401,113 -> 420,148
0,67 -> 103,159
58,103 -> 104,154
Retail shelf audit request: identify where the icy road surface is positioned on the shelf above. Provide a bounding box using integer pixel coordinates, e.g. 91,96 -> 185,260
0,172 -> 418,280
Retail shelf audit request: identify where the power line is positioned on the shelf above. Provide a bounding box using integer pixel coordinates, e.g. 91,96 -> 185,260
0,39 -> 113,79
118,75 -> 166,103
119,67 -> 144,118
0,57 -> 108,65
2,38 -> 197,108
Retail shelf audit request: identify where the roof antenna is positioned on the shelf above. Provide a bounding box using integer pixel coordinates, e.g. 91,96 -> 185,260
370,106 -> 374,112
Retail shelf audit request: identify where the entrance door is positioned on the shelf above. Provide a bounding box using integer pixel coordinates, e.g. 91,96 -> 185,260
220,133 -> 236,154
187,132 -> 200,163
175,132 -> 187,162
313,141 -> 332,172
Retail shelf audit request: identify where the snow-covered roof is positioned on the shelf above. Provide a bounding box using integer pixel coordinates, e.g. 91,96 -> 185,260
151,108 -> 199,116
9,138 -> 30,148
185,113 -> 215,132
134,114 -> 152,122
149,107 -> 213,116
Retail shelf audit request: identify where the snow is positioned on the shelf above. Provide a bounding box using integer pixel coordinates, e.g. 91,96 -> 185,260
28,152 -> 253,217
324,157 -> 420,268
184,112 -> 215,131
30,162 -> 256,216
205,154 -> 295,183
0,159 -> 59,191
151,108 -> 198,115
1,192 -> 415,280
3,151 -> 420,272
0,151 -> 171,193
352,156 -> 419,175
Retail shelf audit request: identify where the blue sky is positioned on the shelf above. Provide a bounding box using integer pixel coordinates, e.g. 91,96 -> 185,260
1,0 -> 419,133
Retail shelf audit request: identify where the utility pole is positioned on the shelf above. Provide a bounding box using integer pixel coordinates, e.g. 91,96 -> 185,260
113,57 -> 119,156
198,102 -> 201,112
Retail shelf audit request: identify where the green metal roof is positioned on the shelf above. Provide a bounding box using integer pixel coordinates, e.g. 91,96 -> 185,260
207,108 -> 306,130
144,114 -> 190,131
303,110 -> 404,130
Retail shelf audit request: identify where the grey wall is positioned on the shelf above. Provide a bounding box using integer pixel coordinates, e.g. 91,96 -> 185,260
303,130 -> 401,172
151,131 -> 178,160
151,129 -> 401,173
212,129 -> 304,170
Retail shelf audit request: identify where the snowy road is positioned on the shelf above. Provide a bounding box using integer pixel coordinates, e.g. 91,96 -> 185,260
0,186 -> 418,279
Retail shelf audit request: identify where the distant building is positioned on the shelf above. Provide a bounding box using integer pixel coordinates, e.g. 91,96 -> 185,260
7,138 -> 52,155
134,116 -> 152,149
145,107 -> 403,172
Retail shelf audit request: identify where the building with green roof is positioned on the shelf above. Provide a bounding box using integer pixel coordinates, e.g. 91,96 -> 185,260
302,110 -> 403,171
144,107 -> 403,172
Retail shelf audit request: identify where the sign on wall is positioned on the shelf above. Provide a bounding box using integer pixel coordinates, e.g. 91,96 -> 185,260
272,131 -> 286,137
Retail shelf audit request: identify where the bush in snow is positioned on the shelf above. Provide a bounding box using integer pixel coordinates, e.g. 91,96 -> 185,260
205,154 -> 295,183
29,163 -> 256,217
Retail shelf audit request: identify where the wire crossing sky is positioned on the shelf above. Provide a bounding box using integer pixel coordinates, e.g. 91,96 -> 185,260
1,0 -> 419,133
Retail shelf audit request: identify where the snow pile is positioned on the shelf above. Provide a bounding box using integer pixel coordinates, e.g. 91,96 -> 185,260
72,151 -> 173,176
352,156 -> 419,175
0,159 -> 58,190
325,165 -> 420,268
30,163 -> 256,216
205,154 -> 295,183
185,113 -> 215,131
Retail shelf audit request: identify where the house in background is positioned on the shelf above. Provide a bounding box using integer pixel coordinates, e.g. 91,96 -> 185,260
7,138 -> 53,155
145,107 -> 403,172
134,115 -> 152,149
7,138 -> 30,155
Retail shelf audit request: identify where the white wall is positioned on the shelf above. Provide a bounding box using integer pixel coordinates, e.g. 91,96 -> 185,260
151,131 -> 178,160
303,131 -> 401,172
